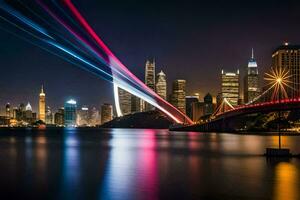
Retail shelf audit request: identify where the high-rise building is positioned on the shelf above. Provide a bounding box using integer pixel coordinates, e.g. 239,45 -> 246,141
144,59 -> 156,111
185,96 -> 199,119
244,49 -> 260,103
171,79 -> 186,113
191,102 -> 205,122
145,59 -> 156,90
39,85 -> 46,122
45,106 -> 54,125
203,93 -> 214,116
131,95 -> 141,113
118,88 -> 132,115
156,70 -> 167,100
54,108 -> 64,126
90,107 -> 100,126
101,103 -> 113,124
221,70 -> 240,106
64,99 -> 77,127
25,102 -> 33,123
272,43 -> 300,98
5,103 -> 11,118
77,106 -> 90,126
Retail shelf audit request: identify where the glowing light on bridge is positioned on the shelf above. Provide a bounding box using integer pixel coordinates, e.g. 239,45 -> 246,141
264,67 -> 292,100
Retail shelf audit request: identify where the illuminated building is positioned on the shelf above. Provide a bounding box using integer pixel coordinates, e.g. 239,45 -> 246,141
77,106 -> 90,126
118,88 -> 132,115
25,102 -> 33,123
90,107 -> 100,126
171,79 -> 186,114
244,49 -> 260,103
101,103 -> 113,124
156,70 -> 167,100
5,103 -> 11,118
64,99 -> 77,127
45,106 -> 54,125
221,70 -> 240,106
272,43 -> 300,98
204,93 -> 214,115
131,95 -> 141,113
39,85 -> 46,122
191,102 -> 205,122
54,108 -> 64,126
144,59 -> 155,111
185,96 -> 199,119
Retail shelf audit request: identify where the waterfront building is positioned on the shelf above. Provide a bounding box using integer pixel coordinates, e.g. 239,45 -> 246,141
25,102 -> 33,123
204,93 -> 214,116
101,103 -> 113,124
144,59 -> 156,111
191,102 -> 205,122
156,70 -> 167,100
45,106 -> 54,125
244,49 -> 260,103
118,88 -> 132,115
131,95 -> 142,113
272,43 -> 300,98
185,96 -> 199,119
77,106 -> 90,126
171,79 -> 186,113
54,108 -> 64,126
64,99 -> 77,127
39,85 -> 46,122
221,69 -> 240,106
5,103 -> 11,118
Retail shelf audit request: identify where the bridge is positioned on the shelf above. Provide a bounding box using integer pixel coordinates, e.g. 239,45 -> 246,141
0,0 -> 192,125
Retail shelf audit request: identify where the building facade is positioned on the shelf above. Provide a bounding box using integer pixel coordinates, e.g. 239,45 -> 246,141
156,70 -> 167,100
204,93 -> 214,116
185,96 -> 199,119
101,103 -> 113,124
221,70 -> 240,106
39,85 -> 46,122
244,49 -> 260,103
144,59 -> 156,111
118,88 -> 132,115
171,79 -> 186,114
272,43 -> 300,98
64,99 -> 77,127
54,108 -> 64,126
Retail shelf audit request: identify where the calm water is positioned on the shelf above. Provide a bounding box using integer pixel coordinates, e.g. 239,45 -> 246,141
0,128 -> 300,200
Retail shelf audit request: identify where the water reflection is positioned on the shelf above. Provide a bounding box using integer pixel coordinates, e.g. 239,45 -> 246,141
0,129 -> 299,199
274,162 -> 299,200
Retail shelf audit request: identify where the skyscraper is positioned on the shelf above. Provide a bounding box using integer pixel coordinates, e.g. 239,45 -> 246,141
171,79 -> 186,114
156,70 -> 167,100
118,88 -> 132,115
131,95 -> 141,113
244,49 -> 260,103
221,70 -> 240,106
39,85 -> 46,122
145,59 -> 156,90
64,99 -> 77,127
25,102 -> 33,123
185,96 -> 199,119
5,103 -> 11,118
45,106 -> 54,125
203,93 -> 214,115
54,108 -> 64,126
101,103 -> 113,124
77,106 -> 90,126
272,43 -> 300,98
144,59 -> 156,111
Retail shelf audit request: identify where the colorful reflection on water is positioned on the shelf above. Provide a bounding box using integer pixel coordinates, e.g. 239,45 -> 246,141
0,128 -> 299,199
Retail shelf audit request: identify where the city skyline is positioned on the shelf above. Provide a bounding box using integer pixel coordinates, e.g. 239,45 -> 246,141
1,0 -> 300,111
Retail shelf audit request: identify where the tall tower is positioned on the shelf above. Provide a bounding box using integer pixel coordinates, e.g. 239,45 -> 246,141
156,70 -> 167,100
171,79 -> 186,114
118,88 -> 132,115
244,48 -> 260,103
221,70 -> 240,106
101,103 -> 113,124
144,59 -> 156,111
272,43 -> 300,98
39,85 -> 46,122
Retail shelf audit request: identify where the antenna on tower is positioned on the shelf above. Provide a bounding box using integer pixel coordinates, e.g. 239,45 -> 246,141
251,48 -> 254,59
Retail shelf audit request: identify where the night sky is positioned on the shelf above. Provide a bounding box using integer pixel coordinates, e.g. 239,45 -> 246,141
0,0 -> 300,112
